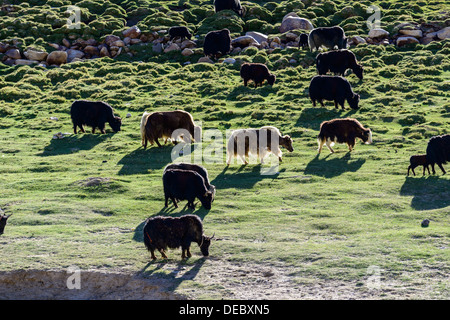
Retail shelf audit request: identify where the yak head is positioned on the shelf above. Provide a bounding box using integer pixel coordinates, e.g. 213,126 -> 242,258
281,135 -> 294,152
0,214 -> 12,235
199,233 -> 215,256
348,93 -> 360,110
353,64 -> 364,80
109,116 -> 122,132
361,128 -> 372,145
267,74 -> 276,86
199,190 -> 214,210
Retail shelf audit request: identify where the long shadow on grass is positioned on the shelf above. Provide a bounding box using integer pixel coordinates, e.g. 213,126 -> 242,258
304,152 -> 366,178
210,164 -> 285,189
37,133 -> 114,157
117,146 -> 173,175
400,176 -> 450,210
295,107 -> 358,129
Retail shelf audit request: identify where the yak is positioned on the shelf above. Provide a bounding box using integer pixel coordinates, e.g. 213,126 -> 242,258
316,49 -> 364,80
227,126 -> 293,165
298,33 -> 309,49
0,213 -> 12,235
308,26 -> 347,52
163,169 -> 214,210
70,100 -> 122,134
168,26 -> 192,41
214,0 -> 245,17
143,214 -> 214,260
140,110 -> 200,148
426,134 -> 450,174
240,63 -> 276,87
309,75 -> 360,110
317,118 -> 372,153
164,163 -> 216,197
203,29 -> 231,59
407,155 -> 430,176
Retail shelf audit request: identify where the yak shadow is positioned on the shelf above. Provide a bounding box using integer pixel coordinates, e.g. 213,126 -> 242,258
117,146 -> 173,175
295,107 -> 359,130
400,176 -> 450,211
210,164 -> 285,189
37,133 -> 115,157
304,152 -> 366,178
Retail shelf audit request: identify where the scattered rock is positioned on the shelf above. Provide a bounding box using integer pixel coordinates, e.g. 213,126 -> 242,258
245,31 -> 268,44
180,39 -> 196,49
181,48 -> 194,56
126,113 -> 131,118
164,43 -> 180,53
223,57 -> 236,64
14,59 -> 38,66
99,46 -> 110,57
436,26 -> 450,40
24,49 -> 48,61
396,36 -> 419,46
5,48 -> 21,59
84,45 -> 99,56
280,15 -> 314,33
399,29 -> 423,38
421,219 -> 430,228
197,56 -> 214,64
66,49 -> 84,62
104,35 -> 121,47
232,35 -> 260,48
349,35 -> 366,45
52,132 -> 67,139
46,51 -> 67,66
62,38 -> 70,48
123,26 -> 141,39
368,28 -> 389,39
152,42 -> 163,54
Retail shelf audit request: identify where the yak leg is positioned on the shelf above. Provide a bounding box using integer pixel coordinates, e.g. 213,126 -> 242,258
318,138 -> 325,154
425,165 -> 430,175
437,163 -> 446,174
78,125 -> 85,133
311,99 -> 317,107
155,139 -> 162,148
150,249 -> 157,260
171,196 -> 178,208
325,138 -> 335,153
431,164 -> 436,175
159,249 -> 168,259
239,154 -> 248,165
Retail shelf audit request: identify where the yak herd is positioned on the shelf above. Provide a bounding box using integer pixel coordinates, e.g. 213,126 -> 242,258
1,0 -> 448,262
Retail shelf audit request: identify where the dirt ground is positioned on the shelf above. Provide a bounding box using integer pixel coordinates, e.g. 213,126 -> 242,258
1,258 -> 447,300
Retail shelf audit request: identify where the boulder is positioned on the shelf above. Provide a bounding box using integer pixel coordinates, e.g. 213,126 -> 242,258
368,28 -> 389,39
123,26 -> 141,39
152,42 -> 163,54
83,45 -> 99,56
245,31 -> 268,44
232,35 -> 260,48
349,35 -> 366,45
280,16 -> 314,33
197,56 -> 214,64
181,48 -> 194,56
436,26 -> 450,40
399,29 -> 423,38
104,35 -> 121,47
62,38 -> 71,48
223,57 -> 236,64
47,51 -> 67,65
66,49 -> 84,62
396,36 -> 419,46
180,39 -> 196,49
0,42 -> 9,53
164,43 -> 180,53
5,48 -> 21,59
99,46 -> 110,57
24,49 -> 48,61
111,40 -> 125,47
15,59 -> 38,66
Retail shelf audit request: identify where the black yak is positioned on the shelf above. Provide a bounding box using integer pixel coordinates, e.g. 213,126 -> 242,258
168,26 -> 192,41
163,169 -> 214,210
164,163 -> 216,197
214,0 -> 245,17
226,126 -> 293,164
140,110 -> 200,148
0,213 -> 12,235
203,29 -> 231,59
240,63 -> 276,87
308,26 -> 347,52
407,155 -> 430,176
143,214 -> 214,260
316,49 -> 364,80
317,118 -> 372,153
70,100 -> 122,134
309,75 -> 360,110
426,134 -> 450,174
298,33 -> 308,49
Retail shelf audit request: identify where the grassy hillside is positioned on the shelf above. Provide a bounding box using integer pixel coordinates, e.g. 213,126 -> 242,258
0,0 -> 449,299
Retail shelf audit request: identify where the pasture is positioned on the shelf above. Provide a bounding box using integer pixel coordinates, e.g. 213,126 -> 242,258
0,0 -> 449,299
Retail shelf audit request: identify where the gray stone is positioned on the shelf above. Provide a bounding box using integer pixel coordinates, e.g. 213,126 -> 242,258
368,28 -> 389,39
280,16 -> 313,33
396,36 -> 419,46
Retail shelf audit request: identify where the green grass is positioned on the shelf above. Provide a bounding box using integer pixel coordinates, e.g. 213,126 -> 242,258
0,0 -> 449,299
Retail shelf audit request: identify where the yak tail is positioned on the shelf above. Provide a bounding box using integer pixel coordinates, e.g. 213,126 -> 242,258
140,112 -> 151,146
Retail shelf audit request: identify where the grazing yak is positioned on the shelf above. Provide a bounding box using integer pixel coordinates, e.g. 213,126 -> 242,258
407,155 -> 430,176
240,63 -> 276,87
203,29 -> 232,59
0,213 -> 12,235
309,75 -> 360,110
317,118 -> 372,153
140,110 -> 200,148
214,0 -> 245,17
164,163 -> 216,197
298,33 -> 308,49
163,169 -> 214,210
168,26 -> 192,41
70,100 -> 122,134
143,214 -> 214,260
426,134 -> 450,174
316,49 -> 364,80
227,126 -> 293,165
308,26 -> 347,52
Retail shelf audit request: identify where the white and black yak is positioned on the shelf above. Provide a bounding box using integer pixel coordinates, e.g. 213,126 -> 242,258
317,118 -> 372,153
308,26 -> 347,52
426,134 -> 450,174
163,169 -> 214,210
316,49 -> 364,80
143,214 -> 214,260
309,75 -> 360,110
226,126 -> 293,165
70,100 -> 122,134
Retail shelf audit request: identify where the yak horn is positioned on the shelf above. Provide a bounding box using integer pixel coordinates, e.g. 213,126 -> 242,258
210,232 -> 215,240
